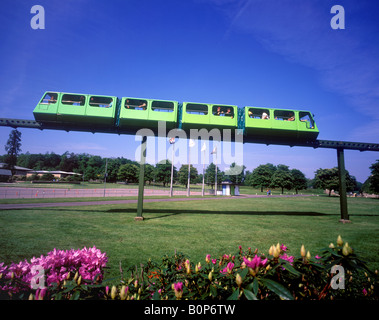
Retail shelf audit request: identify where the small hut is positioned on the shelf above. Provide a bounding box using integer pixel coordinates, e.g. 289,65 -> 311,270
221,180 -> 240,196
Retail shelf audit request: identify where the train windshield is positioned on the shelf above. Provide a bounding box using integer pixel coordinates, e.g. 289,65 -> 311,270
62,94 -> 86,106
186,103 -> 208,115
89,96 -> 113,108
40,92 -> 58,104
124,99 -> 147,110
299,112 -> 315,129
152,101 -> 174,112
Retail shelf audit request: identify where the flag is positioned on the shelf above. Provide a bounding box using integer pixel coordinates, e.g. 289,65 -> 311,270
169,137 -> 175,144
201,142 -> 207,152
189,139 -> 195,148
211,146 -> 217,154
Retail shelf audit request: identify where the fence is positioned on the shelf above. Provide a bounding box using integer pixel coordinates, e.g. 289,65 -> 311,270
0,185 -> 214,199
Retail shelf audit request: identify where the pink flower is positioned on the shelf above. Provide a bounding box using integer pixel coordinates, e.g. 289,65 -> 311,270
174,282 -> 183,292
173,281 -> 184,299
280,244 -> 287,252
220,262 -> 234,274
279,253 -> 294,265
243,255 -> 267,269
362,288 -> 368,296
211,259 -> 217,264
205,254 -> 211,263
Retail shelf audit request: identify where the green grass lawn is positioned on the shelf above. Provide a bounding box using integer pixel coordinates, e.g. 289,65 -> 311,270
0,195 -> 378,283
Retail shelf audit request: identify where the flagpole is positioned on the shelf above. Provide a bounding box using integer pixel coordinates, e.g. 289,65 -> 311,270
202,148 -> 205,197
170,138 -> 175,197
214,152 -> 217,196
187,142 -> 191,197
211,145 -> 217,196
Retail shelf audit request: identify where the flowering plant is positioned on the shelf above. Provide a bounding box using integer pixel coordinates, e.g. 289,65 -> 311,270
0,236 -> 378,300
0,246 -> 108,300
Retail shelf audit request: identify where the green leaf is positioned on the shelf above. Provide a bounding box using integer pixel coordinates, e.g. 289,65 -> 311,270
243,289 -> 258,300
238,268 -> 248,280
227,288 -> 240,300
279,260 -> 301,276
210,284 -> 217,297
152,290 -> 160,300
70,290 -> 81,300
260,278 -> 294,300
252,277 -> 259,296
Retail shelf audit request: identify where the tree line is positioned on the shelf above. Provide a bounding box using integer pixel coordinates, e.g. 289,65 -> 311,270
1,130 -> 378,194
1,150 -> 376,195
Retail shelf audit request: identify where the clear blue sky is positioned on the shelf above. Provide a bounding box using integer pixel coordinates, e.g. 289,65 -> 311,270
1,0 -> 378,183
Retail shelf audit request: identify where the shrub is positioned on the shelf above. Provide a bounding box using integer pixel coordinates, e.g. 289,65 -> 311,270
0,236 -> 377,300
0,246 -> 108,300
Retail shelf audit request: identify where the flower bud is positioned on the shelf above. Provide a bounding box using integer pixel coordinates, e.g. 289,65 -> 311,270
208,271 -> 213,281
329,243 -> 335,249
77,275 -> 82,286
28,293 -> 34,300
306,251 -> 311,260
111,285 -> 117,299
74,272 -> 78,281
273,246 -> 280,259
120,285 -> 127,300
248,268 -> 256,277
236,273 -> 243,287
300,245 -> 306,257
268,245 -> 274,256
337,235 -> 343,247
342,243 -> 350,256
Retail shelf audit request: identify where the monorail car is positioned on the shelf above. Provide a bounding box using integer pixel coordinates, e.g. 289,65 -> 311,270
33,91 -> 319,141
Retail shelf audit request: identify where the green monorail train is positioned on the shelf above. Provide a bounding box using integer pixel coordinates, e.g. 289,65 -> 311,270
33,91 -> 319,141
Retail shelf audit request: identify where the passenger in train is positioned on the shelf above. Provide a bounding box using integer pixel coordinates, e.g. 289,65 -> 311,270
216,106 -> 223,116
262,112 -> 269,119
286,113 -> 295,121
225,108 -> 234,119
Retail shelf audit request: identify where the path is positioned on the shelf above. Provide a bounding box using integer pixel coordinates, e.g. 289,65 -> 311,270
0,194 -> 313,210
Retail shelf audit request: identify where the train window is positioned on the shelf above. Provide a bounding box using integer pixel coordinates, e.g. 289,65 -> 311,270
124,98 -> 147,110
248,108 -> 270,119
62,94 -> 86,106
299,112 -> 315,128
212,106 -> 234,118
40,92 -> 58,104
89,96 -> 113,108
274,110 -> 295,121
151,101 -> 174,112
186,103 -> 208,115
